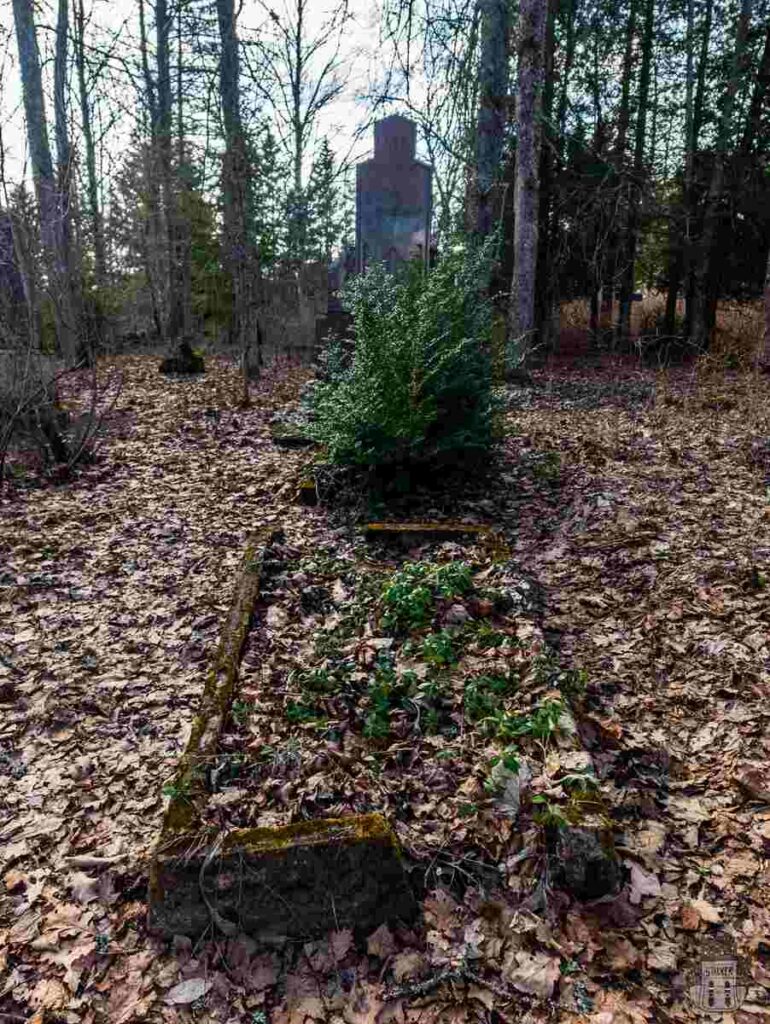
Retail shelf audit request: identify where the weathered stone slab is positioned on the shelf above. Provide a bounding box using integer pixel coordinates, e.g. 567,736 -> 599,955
271,431 -> 317,449
150,814 -> 416,940
156,530 -> 277,837
297,478 -> 318,505
363,521 -> 510,560
364,521 -> 494,539
148,530 -> 417,941
547,819 -> 621,901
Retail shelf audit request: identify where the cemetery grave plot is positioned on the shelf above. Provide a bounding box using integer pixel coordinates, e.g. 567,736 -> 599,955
200,525 -> 618,904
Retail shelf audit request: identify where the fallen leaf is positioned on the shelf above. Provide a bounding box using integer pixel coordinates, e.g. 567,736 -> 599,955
69,870 -> 100,904
627,861 -> 661,904
391,951 -> 425,983
646,941 -> 678,973
367,923 -> 397,959
29,977 -> 69,1010
687,898 -> 721,924
502,949 -> 561,999
165,977 -> 213,1005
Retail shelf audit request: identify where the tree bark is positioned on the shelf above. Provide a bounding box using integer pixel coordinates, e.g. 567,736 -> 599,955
468,0 -> 510,237
12,0 -> 76,362
156,0 -> 184,342
217,0 -> 259,365
509,0 -> 547,364
54,0 -> 84,360
74,0 -> 106,295
689,0 -> 752,350
138,0 -> 165,338
615,0 -> 654,347
176,1 -> 192,334
535,0 -> 558,354
604,0 -> 637,345
663,0 -> 696,337
763,244 -> 770,370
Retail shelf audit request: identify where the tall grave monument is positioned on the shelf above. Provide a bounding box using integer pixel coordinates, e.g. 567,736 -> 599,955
355,115 -> 432,273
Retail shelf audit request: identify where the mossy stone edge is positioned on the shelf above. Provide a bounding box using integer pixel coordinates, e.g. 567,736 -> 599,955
148,531 -> 416,938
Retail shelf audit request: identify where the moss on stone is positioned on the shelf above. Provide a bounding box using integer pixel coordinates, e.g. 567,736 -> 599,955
158,530 -> 278,839
222,812 -> 399,855
149,813 -> 414,939
364,522 -> 510,561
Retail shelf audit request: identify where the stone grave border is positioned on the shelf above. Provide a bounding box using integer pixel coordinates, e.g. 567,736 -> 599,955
149,511 -> 621,939
148,528 -> 412,939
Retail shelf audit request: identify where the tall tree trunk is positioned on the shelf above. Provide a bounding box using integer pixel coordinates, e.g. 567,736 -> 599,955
12,0 -> 76,362
509,0 -> 547,365
535,0 -> 558,354
739,20 -> 770,154
683,0 -> 714,337
763,244 -> 770,371
690,0 -> 752,350
138,0 -> 164,339
468,0 -> 510,237
616,0 -> 654,347
292,0 -> 305,196
156,0 -> 183,342
605,0 -> 637,346
176,1 -> 192,334
54,0 -> 84,360
74,0 -> 106,295
217,0 -> 259,365
557,0 -> 576,161
663,0 -> 695,337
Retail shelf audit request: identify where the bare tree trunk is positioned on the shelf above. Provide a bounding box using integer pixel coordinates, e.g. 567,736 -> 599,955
156,0 -> 183,343
604,0 -> 636,347
12,0 -> 76,363
763,244 -> 770,370
663,0 -> 695,338
138,0 -> 165,340
292,0 -> 305,196
535,0 -> 558,355
54,0 -> 84,361
468,0 -> 509,237
217,0 -> 259,368
176,1 -> 192,335
73,0 -> 106,295
508,0 -> 547,365
616,0 -> 654,347
690,0 -> 752,350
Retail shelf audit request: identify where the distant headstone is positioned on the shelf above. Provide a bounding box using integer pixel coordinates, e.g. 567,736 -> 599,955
356,115 -> 432,274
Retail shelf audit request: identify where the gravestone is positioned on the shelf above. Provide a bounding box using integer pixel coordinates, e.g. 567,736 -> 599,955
355,115 -> 432,274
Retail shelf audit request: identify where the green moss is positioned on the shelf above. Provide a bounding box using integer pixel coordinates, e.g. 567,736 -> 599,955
222,812 -> 398,856
159,530 -> 276,838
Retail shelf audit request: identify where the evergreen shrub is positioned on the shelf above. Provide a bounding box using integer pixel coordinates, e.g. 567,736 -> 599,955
308,238 -> 498,472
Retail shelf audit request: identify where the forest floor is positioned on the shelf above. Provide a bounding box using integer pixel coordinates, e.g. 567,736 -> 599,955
1,353 -> 769,1024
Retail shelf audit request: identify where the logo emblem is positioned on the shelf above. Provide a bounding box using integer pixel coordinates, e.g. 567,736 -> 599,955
687,936 -> 749,1013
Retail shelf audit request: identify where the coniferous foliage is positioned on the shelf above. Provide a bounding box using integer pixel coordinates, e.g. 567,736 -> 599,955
309,238 -> 498,470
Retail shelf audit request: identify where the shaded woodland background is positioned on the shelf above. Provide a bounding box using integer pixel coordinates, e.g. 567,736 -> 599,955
1,0 -> 769,388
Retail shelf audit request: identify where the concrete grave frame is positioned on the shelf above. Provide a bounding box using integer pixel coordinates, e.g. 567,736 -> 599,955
148,529 -> 415,940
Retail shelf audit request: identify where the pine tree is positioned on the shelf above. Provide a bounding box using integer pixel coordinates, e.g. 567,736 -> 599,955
247,124 -> 287,267
306,138 -> 344,262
